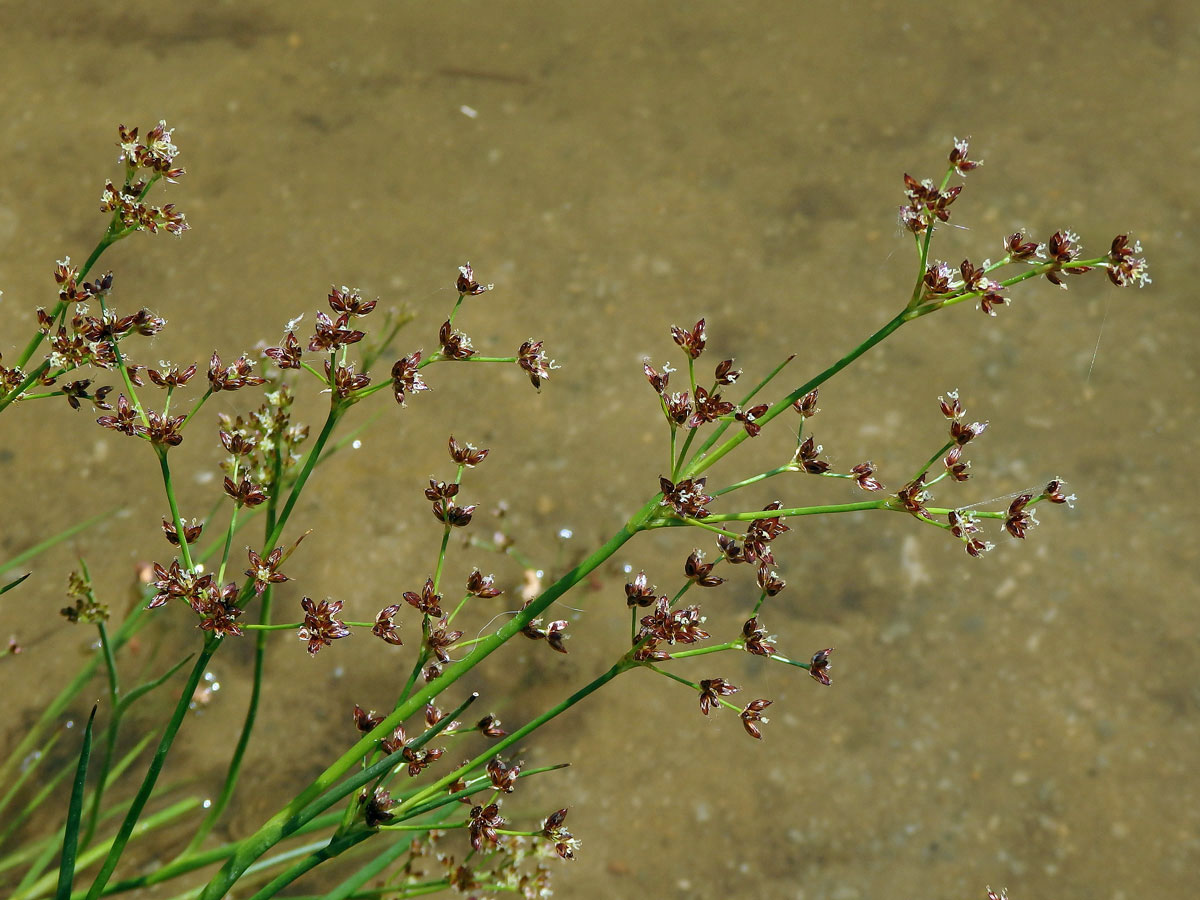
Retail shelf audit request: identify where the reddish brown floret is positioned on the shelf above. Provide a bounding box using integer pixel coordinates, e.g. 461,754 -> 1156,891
298,597 -> 350,656
740,698 -> 772,739
391,351 -> 430,405
698,677 -> 739,715
245,547 -> 289,595
448,435 -> 490,466
403,578 -> 444,618
670,318 -> 707,359
809,647 -> 834,686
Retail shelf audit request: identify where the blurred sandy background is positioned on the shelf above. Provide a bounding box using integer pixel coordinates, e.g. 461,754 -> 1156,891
1,3 -> 1196,899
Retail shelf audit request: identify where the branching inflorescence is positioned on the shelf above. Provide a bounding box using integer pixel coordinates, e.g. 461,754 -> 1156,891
0,128 -> 1146,900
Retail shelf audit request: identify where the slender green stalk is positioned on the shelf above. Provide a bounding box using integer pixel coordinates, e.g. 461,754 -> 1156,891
17,798 -> 200,900
682,310 -> 909,480
241,830 -> 373,900
395,656 -> 631,817
183,579 -> 273,853
710,465 -> 792,496
156,448 -> 194,572
648,499 -> 890,528
95,812 -> 344,897
197,500 -> 655,900
682,353 -> 795,472
56,707 -> 97,900
82,638 -> 219,900
80,620 -> 121,850
263,403 -> 345,552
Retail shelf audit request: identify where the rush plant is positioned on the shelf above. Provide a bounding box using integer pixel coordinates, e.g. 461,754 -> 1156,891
0,126 -> 1148,900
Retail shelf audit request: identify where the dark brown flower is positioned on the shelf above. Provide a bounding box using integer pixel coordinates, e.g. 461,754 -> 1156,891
1004,493 -> 1037,539
643,360 -> 672,393
741,617 -> 775,657
850,461 -> 883,492
219,428 -> 257,456
624,571 -> 658,608
328,285 -> 378,317
950,418 -> 988,446
979,291 -> 1008,316
96,393 -> 142,437
223,475 -> 267,508
923,260 -> 959,295
144,409 -> 185,446
362,787 -> 395,828
298,597 -> 350,656
456,262 -> 493,296
468,802 -> 505,851
896,474 -> 930,519
427,617 -> 464,664
698,677 -> 739,715
391,351 -> 430,405
659,475 -> 713,519
756,564 -> 786,596
517,339 -> 555,389
734,403 -> 769,437
308,311 -> 365,353
949,137 -> 982,175
684,549 -> 724,587
148,559 -> 213,609
664,391 -> 692,426
688,387 -> 734,428
487,757 -> 522,793
353,704 -> 383,733
740,698 -> 772,739
403,578 -> 444,617
146,363 -> 197,388
1042,478 -> 1075,506
245,547 -> 289,595
792,388 -> 820,418
637,596 -> 710,647
541,808 -> 579,860
944,445 -> 971,481
432,499 -> 476,527
163,517 -> 203,546
1044,229 -> 1092,287
465,569 -> 502,598
372,604 -> 403,645
194,582 -> 245,638
1003,231 -> 1042,261
1105,234 -> 1150,288
264,331 -> 304,369
793,435 -> 830,474
324,360 -> 371,398
208,351 -> 267,392
714,358 -> 741,385
448,435 -> 489,466
671,318 -> 707,360
545,619 -> 569,654
438,320 -> 476,360
744,501 -> 789,565
809,647 -> 834,686
477,714 -> 507,738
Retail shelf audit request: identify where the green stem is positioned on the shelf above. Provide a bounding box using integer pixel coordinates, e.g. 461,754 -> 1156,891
663,641 -> 740,659
156,448 -> 194,572
682,310 -> 909,480
710,465 -> 791,496
197,499 -> 655,900
263,403 -> 346,552
912,440 -> 956,482
82,638 -> 219,900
